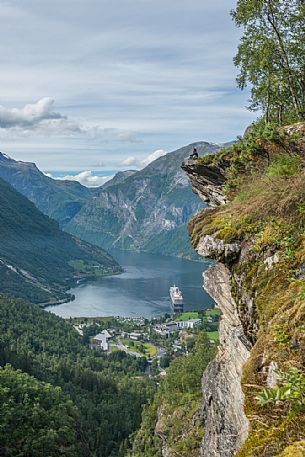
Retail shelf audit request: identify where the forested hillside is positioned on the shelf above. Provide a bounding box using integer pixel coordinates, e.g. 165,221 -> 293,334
0,177 -> 121,303
0,295 -> 154,457
129,331 -> 216,456
0,365 -> 88,457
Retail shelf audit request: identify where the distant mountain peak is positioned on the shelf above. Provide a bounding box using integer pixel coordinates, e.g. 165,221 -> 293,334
0,152 -> 12,160
0,152 -> 93,227
102,169 -> 137,189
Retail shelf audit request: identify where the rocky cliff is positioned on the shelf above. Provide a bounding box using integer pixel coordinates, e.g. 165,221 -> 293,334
182,123 -> 305,456
183,160 -> 252,457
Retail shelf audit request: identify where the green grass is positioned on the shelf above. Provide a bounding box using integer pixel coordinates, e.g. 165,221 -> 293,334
175,312 -> 199,321
119,338 -> 157,358
204,308 -> 222,317
68,259 -> 106,277
206,331 -> 219,341
144,342 -> 158,358
189,122 -> 305,456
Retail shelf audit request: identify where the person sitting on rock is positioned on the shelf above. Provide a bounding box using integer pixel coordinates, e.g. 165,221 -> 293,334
189,147 -> 198,160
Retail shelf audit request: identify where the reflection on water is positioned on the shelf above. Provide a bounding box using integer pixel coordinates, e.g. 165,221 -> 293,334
47,249 -> 214,319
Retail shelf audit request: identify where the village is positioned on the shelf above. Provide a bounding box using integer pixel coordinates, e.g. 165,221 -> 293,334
70,308 -> 221,375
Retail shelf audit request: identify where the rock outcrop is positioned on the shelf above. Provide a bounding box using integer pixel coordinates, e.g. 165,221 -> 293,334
183,160 -> 253,457
181,159 -> 229,206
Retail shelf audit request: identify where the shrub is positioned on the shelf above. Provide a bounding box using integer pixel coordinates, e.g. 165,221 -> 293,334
267,154 -> 301,177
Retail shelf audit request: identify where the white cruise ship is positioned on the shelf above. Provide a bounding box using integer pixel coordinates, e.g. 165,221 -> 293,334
169,285 -> 184,312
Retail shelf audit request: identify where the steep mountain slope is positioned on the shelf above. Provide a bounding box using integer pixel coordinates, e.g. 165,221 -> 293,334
182,123 -> 305,456
0,152 -> 93,227
0,177 -> 121,304
102,170 -> 137,189
66,142 -> 228,258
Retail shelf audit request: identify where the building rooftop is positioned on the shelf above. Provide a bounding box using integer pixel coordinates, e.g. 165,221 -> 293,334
94,330 -> 112,341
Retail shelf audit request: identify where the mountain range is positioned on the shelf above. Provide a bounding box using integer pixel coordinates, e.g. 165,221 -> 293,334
66,142 -> 227,258
0,142 -> 228,259
0,152 -> 94,227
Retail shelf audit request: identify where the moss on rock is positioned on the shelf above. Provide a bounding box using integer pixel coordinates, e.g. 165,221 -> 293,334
188,122 -> 305,456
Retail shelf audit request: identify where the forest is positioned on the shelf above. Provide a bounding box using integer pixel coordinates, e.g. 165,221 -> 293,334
0,294 -> 154,457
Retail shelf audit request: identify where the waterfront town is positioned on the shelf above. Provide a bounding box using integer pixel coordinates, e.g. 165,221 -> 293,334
69,309 -> 221,375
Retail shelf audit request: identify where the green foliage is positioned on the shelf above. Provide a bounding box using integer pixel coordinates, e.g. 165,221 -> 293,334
130,332 -> 217,456
0,365 -> 85,457
272,324 -> 291,347
232,0 -> 305,123
159,354 -> 171,369
0,295 -> 154,457
267,154 -> 301,177
190,121 -> 305,456
256,369 -> 305,413
0,177 -> 120,303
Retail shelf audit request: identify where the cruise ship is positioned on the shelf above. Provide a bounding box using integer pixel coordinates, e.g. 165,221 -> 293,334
169,285 -> 184,313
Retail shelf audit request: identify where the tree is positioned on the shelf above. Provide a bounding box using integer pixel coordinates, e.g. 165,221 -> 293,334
159,353 -> 171,369
232,0 -> 305,124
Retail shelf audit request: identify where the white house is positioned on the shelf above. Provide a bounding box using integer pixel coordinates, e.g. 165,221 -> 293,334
93,330 -> 112,351
177,318 -> 202,330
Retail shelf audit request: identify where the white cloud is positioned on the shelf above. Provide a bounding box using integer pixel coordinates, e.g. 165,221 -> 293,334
120,149 -> 167,169
46,170 -> 114,187
141,149 -> 167,167
120,156 -> 138,167
0,0 -> 256,171
0,98 -> 139,143
0,97 -> 63,128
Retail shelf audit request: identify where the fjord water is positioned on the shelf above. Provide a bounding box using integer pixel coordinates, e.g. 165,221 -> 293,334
47,250 -> 214,319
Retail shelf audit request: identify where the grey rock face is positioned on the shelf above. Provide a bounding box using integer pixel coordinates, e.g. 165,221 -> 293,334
182,155 -> 253,457
181,159 -> 228,206
197,234 -> 241,264
264,253 -> 280,270
200,264 -> 251,457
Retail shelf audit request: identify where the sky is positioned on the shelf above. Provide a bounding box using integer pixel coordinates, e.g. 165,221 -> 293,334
0,0 -> 256,186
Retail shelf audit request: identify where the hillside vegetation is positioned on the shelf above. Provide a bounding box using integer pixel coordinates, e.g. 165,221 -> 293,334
129,331 -> 216,457
0,294 -> 154,457
0,177 -> 121,303
189,122 -> 305,455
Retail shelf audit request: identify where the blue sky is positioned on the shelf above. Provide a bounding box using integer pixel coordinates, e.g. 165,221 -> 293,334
0,0 -> 256,185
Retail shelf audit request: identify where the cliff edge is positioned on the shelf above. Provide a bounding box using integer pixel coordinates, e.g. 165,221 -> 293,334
182,123 -> 305,457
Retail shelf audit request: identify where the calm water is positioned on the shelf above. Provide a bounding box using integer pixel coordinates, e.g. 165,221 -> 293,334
47,250 -> 214,319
